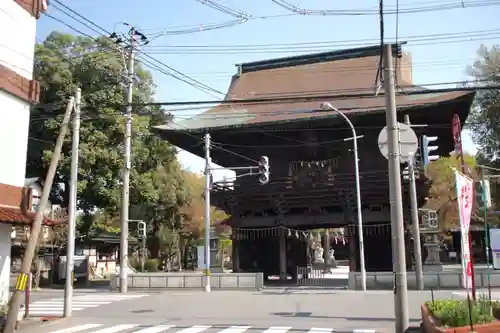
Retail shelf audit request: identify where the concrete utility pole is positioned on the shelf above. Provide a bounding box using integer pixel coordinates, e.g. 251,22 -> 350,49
383,44 -> 409,333
404,115 -> 424,291
64,88 -> 81,317
3,98 -> 75,333
204,133 -> 212,292
120,28 -> 136,294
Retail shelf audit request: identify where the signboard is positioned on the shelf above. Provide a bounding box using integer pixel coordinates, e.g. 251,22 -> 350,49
455,169 -> 474,290
489,228 -> 500,269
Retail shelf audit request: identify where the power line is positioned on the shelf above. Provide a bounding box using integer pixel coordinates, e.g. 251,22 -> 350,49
46,2 -> 224,98
195,0 -> 250,19
101,84 -> 492,109
271,0 -> 500,16
143,28 -> 500,49
26,77 -> 490,113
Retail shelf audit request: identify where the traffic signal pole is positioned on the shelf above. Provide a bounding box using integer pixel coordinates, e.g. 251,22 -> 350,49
203,134 -> 270,292
404,115 -> 424,291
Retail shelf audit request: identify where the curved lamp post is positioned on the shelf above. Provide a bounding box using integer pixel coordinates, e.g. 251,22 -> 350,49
320,102 -> 367,291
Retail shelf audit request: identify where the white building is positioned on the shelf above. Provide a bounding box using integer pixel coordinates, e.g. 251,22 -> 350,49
0,0 -> 49,304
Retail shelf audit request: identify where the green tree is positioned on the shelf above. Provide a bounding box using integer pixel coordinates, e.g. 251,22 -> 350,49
467,45 -> 500,205
467,45 -> 500,161
27,31 -> 178,234
425,155 -> 498,229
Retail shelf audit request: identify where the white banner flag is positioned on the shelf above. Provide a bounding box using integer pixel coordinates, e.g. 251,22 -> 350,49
455,169 -> 474,289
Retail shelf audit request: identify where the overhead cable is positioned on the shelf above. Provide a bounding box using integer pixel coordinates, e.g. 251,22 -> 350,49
271,0 -> 500,16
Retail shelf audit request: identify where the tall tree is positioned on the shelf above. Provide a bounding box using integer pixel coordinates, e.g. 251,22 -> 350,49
27,32 -> 179,234
467,45 -> 500,204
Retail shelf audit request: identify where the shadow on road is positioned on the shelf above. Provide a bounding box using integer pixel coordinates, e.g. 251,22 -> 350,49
271,312 -> 421,323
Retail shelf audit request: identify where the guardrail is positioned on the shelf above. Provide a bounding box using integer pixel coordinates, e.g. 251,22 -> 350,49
109,272 -> 264,290
348,269 -> 500,290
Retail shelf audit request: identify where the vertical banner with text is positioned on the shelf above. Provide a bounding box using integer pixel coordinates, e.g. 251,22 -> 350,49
455,169 -> 474,290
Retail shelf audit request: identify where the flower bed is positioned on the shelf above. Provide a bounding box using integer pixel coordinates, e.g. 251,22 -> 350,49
421,298 -> 500,333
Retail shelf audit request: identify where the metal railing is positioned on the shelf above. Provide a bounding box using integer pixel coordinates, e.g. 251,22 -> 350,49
297,266 -> 327,285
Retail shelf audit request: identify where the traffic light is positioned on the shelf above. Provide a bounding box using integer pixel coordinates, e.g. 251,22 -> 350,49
475,180 -> 492,209
137,221 -> 147,238
258,156 -> 270,184
421,135 -> 439,167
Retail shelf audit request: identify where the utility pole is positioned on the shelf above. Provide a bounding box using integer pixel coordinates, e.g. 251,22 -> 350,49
64,88 -> 81,317
204,133 -> 212,292
3,98 -> 75,333
120,27 -> 136,294
383,44 -> 409,333
404,115 -> 424,291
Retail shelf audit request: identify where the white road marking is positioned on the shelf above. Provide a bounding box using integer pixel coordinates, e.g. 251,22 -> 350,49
88,324 -> 139,333
218,326 -> 251,333
26,294 -> 150,317
48,324 -> 103,333
45,324 -> 379,333
174,325 -> 212,333
262,326 -> 292,333
132,325 -> 175,333
307,328 -> 334,333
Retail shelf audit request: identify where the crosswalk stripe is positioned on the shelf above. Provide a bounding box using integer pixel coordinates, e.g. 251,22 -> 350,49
88,324 -> 139,333
44,324 -> 379,333
32,301 -> 112,305
174,325 -> 212,333
217,326 -> 251,333
262,326 -> 292,333
48,324 -> 103,333
308,328 -> 333,333
131,325 -> 175,333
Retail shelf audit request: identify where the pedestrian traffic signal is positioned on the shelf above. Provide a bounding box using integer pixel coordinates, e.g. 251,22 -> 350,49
475,180 -> 492,209
258,156 -> 270,184
421,135 -> 439,167
137,221 -> 147,238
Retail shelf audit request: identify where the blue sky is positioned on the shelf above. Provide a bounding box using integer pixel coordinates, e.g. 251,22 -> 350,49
36,0 -> 498,179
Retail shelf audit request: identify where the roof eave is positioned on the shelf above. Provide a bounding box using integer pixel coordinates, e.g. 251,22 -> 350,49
152,91 -> 476,136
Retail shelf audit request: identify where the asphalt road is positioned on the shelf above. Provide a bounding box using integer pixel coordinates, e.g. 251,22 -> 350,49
14,289 -> 463,333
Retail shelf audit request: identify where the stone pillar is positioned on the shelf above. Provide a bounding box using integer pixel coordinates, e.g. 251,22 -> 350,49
279,227 -> 287,281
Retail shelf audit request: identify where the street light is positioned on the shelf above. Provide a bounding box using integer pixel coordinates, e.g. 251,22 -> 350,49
320,102 -> 367,291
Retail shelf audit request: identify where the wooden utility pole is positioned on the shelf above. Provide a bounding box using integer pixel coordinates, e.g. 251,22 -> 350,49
3,97 -> 75,333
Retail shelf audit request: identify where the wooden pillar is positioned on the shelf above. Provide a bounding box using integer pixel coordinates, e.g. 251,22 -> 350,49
232,234 -> 240,273
323,229 -> 331,273
279,227 -> 287,280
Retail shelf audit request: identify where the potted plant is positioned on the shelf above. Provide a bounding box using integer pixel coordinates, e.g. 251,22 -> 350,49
421,298 -> 500,333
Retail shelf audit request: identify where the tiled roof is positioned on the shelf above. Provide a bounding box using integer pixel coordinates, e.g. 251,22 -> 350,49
154,45 -> 474,133
0,207 -> 61,226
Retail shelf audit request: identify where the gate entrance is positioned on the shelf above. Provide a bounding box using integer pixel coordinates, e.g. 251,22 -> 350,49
296,265 -> 349,287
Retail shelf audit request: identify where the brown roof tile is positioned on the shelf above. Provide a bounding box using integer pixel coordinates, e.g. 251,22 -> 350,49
0,207 -> 61,226
0,183 -> 29,208
0,183 -> 65,226
156,45 -> 474,133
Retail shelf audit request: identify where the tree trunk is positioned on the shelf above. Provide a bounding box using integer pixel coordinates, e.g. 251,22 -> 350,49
177,233 -> 183,272
148,222 -> 161,258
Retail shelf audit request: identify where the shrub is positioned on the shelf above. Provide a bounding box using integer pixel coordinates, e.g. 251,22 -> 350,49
144,259 -> 160,272
425,297 -> 495,328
